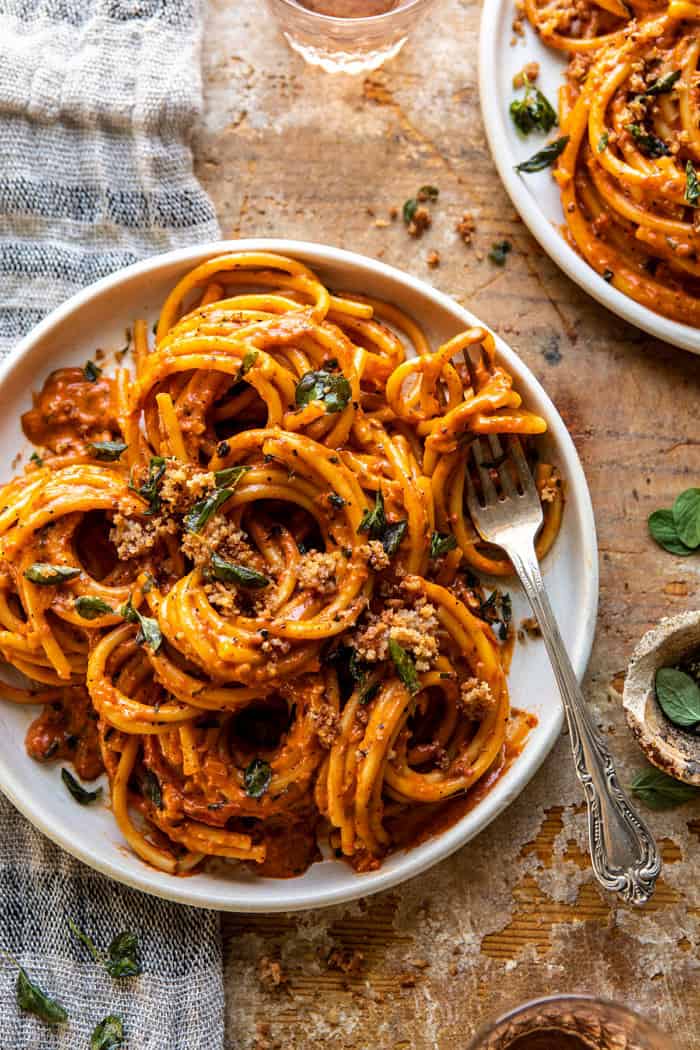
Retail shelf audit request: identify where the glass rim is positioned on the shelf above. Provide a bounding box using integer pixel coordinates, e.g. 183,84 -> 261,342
467,994 -> 671,1050
270,0 -> 433,27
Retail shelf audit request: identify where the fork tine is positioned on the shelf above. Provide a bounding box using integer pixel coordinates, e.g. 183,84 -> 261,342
487,435 -> 517,498
509,437 -> 538,495
472,437 -> 499,505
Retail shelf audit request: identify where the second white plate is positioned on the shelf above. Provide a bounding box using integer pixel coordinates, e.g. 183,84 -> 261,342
478,2 -> 700,354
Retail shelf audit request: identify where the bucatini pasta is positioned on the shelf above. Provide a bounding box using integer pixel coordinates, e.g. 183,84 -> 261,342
0,251 -> 562,877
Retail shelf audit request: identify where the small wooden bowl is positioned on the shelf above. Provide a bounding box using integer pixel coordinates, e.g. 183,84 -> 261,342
623,610 -> 700,786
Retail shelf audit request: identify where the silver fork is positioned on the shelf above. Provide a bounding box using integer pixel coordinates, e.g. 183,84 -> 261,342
465,434 -> 661,905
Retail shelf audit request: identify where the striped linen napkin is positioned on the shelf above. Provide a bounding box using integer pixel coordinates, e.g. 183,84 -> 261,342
0,1 -> 225,1046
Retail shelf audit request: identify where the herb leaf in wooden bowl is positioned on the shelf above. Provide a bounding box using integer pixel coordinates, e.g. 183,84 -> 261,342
655,667 -> 700,728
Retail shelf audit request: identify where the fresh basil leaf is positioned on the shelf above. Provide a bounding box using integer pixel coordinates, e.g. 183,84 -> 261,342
509,83 -> 557,135
358,490 -> 386,540
236,349 -> 258,380
597,132 -> 608,153
24,563 -> 80,585
67,918 -> 102,965
244,757 -> 272,799
626,124 -> 669,158
388,637 -> 420,695
129,456 -> 166,515
685,160 -> 700,206
295,370 -> 352,414
210,553 -> 270,588
184,487 -> 233,534
61,768 -> 102,805
16,966 -> 67,1024
672,488 -> 700,549
120,596 -> 162,652
643,69 -> 681,96
84,360 -> 102,382
648,509 -> 694,556
74,596 -> 114,619
142,769 -> 163,809
30,451 -> 44,466
489,240 -> 512,265
430,531 -> 458,558
323,644 -> 367,701
655,667 -> 700,727
631,766 -> 699,810
89,440 -> 127,461
105,931 -> 142,979
91,1015 -> 125,1050
515,136 -> 569,172
213,465 -> 251,490
382,519 -> 407,557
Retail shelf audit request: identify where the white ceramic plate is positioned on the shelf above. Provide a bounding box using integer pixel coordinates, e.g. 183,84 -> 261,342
0,239 -> 598,912
478,4 -> 700,354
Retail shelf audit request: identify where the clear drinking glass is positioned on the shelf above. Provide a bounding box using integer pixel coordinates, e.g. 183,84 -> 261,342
468,996 -> 675,1050
265,0 -> 439,74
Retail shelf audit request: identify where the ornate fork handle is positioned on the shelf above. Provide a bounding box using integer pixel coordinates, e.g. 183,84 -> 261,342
505,533 -> 661,905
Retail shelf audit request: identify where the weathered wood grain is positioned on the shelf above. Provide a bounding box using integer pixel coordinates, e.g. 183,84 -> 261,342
196,2 -> 700,1045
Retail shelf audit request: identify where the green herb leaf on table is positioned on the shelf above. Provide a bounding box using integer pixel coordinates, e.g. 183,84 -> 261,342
84,361 -> 102,382
24,563 -> 81,586
67,917 -> 102,964
648,508 -> 693,556
62,768 -> 102,805
89,440 -> 127,461
244,757 -> 272,799
358,490 -> 386,540
655,667 -> 700,727
515,136 -> 569,173
105,931 -> 142,979
295,370 -> 352,415
673,487 -> 700,548
91,1015 -> 125,1050
120,596 -> 162,652
210,553 -> 271,589
626,124 -> 670,158
381,520 -> 408,558
16,965 -> 68,1024
388,637 -> 420,695
509,81 -> 557,135
74,596 -> 114,620
403,198 -> 418,224
631,766 -> 700,810
685,160 -> 700,205
430,531 -> 458,559
489,241 -> 512,266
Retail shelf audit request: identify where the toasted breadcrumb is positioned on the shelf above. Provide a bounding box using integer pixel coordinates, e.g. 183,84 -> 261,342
295,550 -> 341,594
258,957 -> 287,990
456,211 -> 476,245
203,580 -> 239,614
407,206 -> 432,238
519,616 -> 542,639
181,518 -> 250,568
459,677 -> 495,719
109,512 -> 177,559
354,595 -> 439,671
426,250 -> 440,268
539,470 -> 561,503
310,702 -> 340,748
359,541 -> 390,572
513,61 -> 540,88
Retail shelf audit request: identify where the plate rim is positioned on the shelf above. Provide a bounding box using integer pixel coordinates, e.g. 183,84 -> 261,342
477,3 -> 700,355
0,237 -> 598,912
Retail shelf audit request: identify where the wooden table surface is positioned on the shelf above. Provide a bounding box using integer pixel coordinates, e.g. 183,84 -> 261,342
196,2 -> 700,1046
